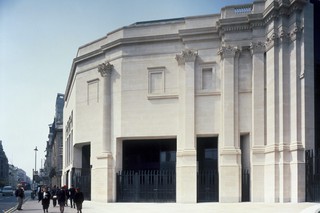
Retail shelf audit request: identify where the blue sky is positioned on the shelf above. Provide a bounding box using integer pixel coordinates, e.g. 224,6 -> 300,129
0,0 -> 254,178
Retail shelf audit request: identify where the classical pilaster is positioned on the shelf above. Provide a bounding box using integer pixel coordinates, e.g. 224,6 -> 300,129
175,49 -> 197,203
92,62 -> 114,202
98,62 -> 113,155
289,22 -> 305,202
218,45 -> 241,202
278,27 -> 291,202
250,41 -> 266,202
265,31 -> 280,202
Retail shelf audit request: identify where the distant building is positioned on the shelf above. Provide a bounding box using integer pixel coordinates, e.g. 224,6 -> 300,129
63,0 -> 319,203
0,140 -> 9,187
8,165 -> 28,188
45,93 -> 64,187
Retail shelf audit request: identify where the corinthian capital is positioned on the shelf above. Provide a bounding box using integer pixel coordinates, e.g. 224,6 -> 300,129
175,49 -> 198,65
250,41 -> 266,54
98,62 -> 113,77
265,33 -> 278,51
290,26 -> 303,42
279,30 -> 290,44
217,45 -> 239,59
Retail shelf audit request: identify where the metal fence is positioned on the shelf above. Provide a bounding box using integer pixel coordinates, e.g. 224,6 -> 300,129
74,168 -> 91,200
116,170 -> 176,202
197,170 -> 219,202
305,150 -> 320,202
241,169 -> 250,202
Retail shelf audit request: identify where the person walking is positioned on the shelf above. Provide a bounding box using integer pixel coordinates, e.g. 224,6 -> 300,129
57,185 -> 67,213
68,185 -> 76,208
74,188 -> 84,213
51,185 -> 58,207
15,184 -> 25,211
38,187 -> 51,213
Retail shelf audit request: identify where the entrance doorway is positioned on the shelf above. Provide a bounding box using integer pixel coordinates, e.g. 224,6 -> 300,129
117,139 -> 176,202
74,145 -> 91,200
197,137 -> 219,202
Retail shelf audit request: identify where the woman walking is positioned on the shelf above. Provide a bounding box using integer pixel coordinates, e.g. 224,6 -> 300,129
38,187 -> 51,213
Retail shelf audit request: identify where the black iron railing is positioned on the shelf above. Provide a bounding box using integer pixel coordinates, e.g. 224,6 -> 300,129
74,168 -> 91,200
116,170 -> 176,202
306,150 -> 320,202
197,170 -> 219,202
241,169 -> 250,202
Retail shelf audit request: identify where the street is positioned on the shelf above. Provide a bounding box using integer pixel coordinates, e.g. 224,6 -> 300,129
0,190 -> 32,212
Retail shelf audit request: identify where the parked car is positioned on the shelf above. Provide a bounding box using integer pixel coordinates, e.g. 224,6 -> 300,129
2,186 -> 14,196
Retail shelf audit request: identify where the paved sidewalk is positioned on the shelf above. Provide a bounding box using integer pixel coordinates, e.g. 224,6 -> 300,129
9,199 -> 320,213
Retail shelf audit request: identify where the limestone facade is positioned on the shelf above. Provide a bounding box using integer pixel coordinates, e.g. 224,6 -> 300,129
63,0 -> 315,203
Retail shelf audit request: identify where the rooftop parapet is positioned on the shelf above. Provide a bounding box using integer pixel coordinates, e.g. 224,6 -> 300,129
220,1 -> 265,19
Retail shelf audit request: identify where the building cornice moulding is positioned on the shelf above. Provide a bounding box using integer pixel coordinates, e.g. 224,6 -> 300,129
217,0 -> 307,34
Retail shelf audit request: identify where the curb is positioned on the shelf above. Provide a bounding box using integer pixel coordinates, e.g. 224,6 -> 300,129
300,204 -> 320,213
3,197 -> 30,213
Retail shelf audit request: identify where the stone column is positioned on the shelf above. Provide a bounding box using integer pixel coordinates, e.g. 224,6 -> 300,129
175,49 -> 197,203
218,45 -> 241,202
265,32 -> 280,202
278,28 -> 291,202
250,41 -> 266,202
289,24 -> 305,202
98,62 -> 113,155
92,62 -> 114,202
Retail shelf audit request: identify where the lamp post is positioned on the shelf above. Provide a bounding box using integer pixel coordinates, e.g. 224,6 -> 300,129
34,146 -> 38,172
33,146 -> 38,187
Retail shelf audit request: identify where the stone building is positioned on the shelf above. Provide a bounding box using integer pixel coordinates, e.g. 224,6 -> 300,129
63,0 -> 318,203
0,140 -> 9,187
45,93 -> 64,187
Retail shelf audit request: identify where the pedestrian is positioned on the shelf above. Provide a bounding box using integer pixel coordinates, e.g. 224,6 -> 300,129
74,188 -> 84,213
15,184 -> 25,211
65,185 -> 69,207
68,185 -> 76,208
57,185 -> 67,213
51,185 -> 58,207
38,186 -> 51,213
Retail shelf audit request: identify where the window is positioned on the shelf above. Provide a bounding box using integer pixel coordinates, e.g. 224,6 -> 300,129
202,68 -> 213,90
200,64 -> 220,92
148,67 -> 165,94
204,148 -> 217,160
87,79 -> 99,105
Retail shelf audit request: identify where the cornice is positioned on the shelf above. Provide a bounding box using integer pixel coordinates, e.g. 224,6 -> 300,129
217,0 -> 307,34
101,34 -> 180,51
178,27 -> 217,37
178,27 -> 219,42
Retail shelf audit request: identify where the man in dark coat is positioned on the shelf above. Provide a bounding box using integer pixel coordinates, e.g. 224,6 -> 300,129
57,185 -> 67,213
68,185 -> 76,208
15,184 -> 25,211
74,188 -> 84,213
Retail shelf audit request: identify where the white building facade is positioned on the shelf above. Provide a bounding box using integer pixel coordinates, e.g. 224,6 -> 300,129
63,0 -> 315,203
